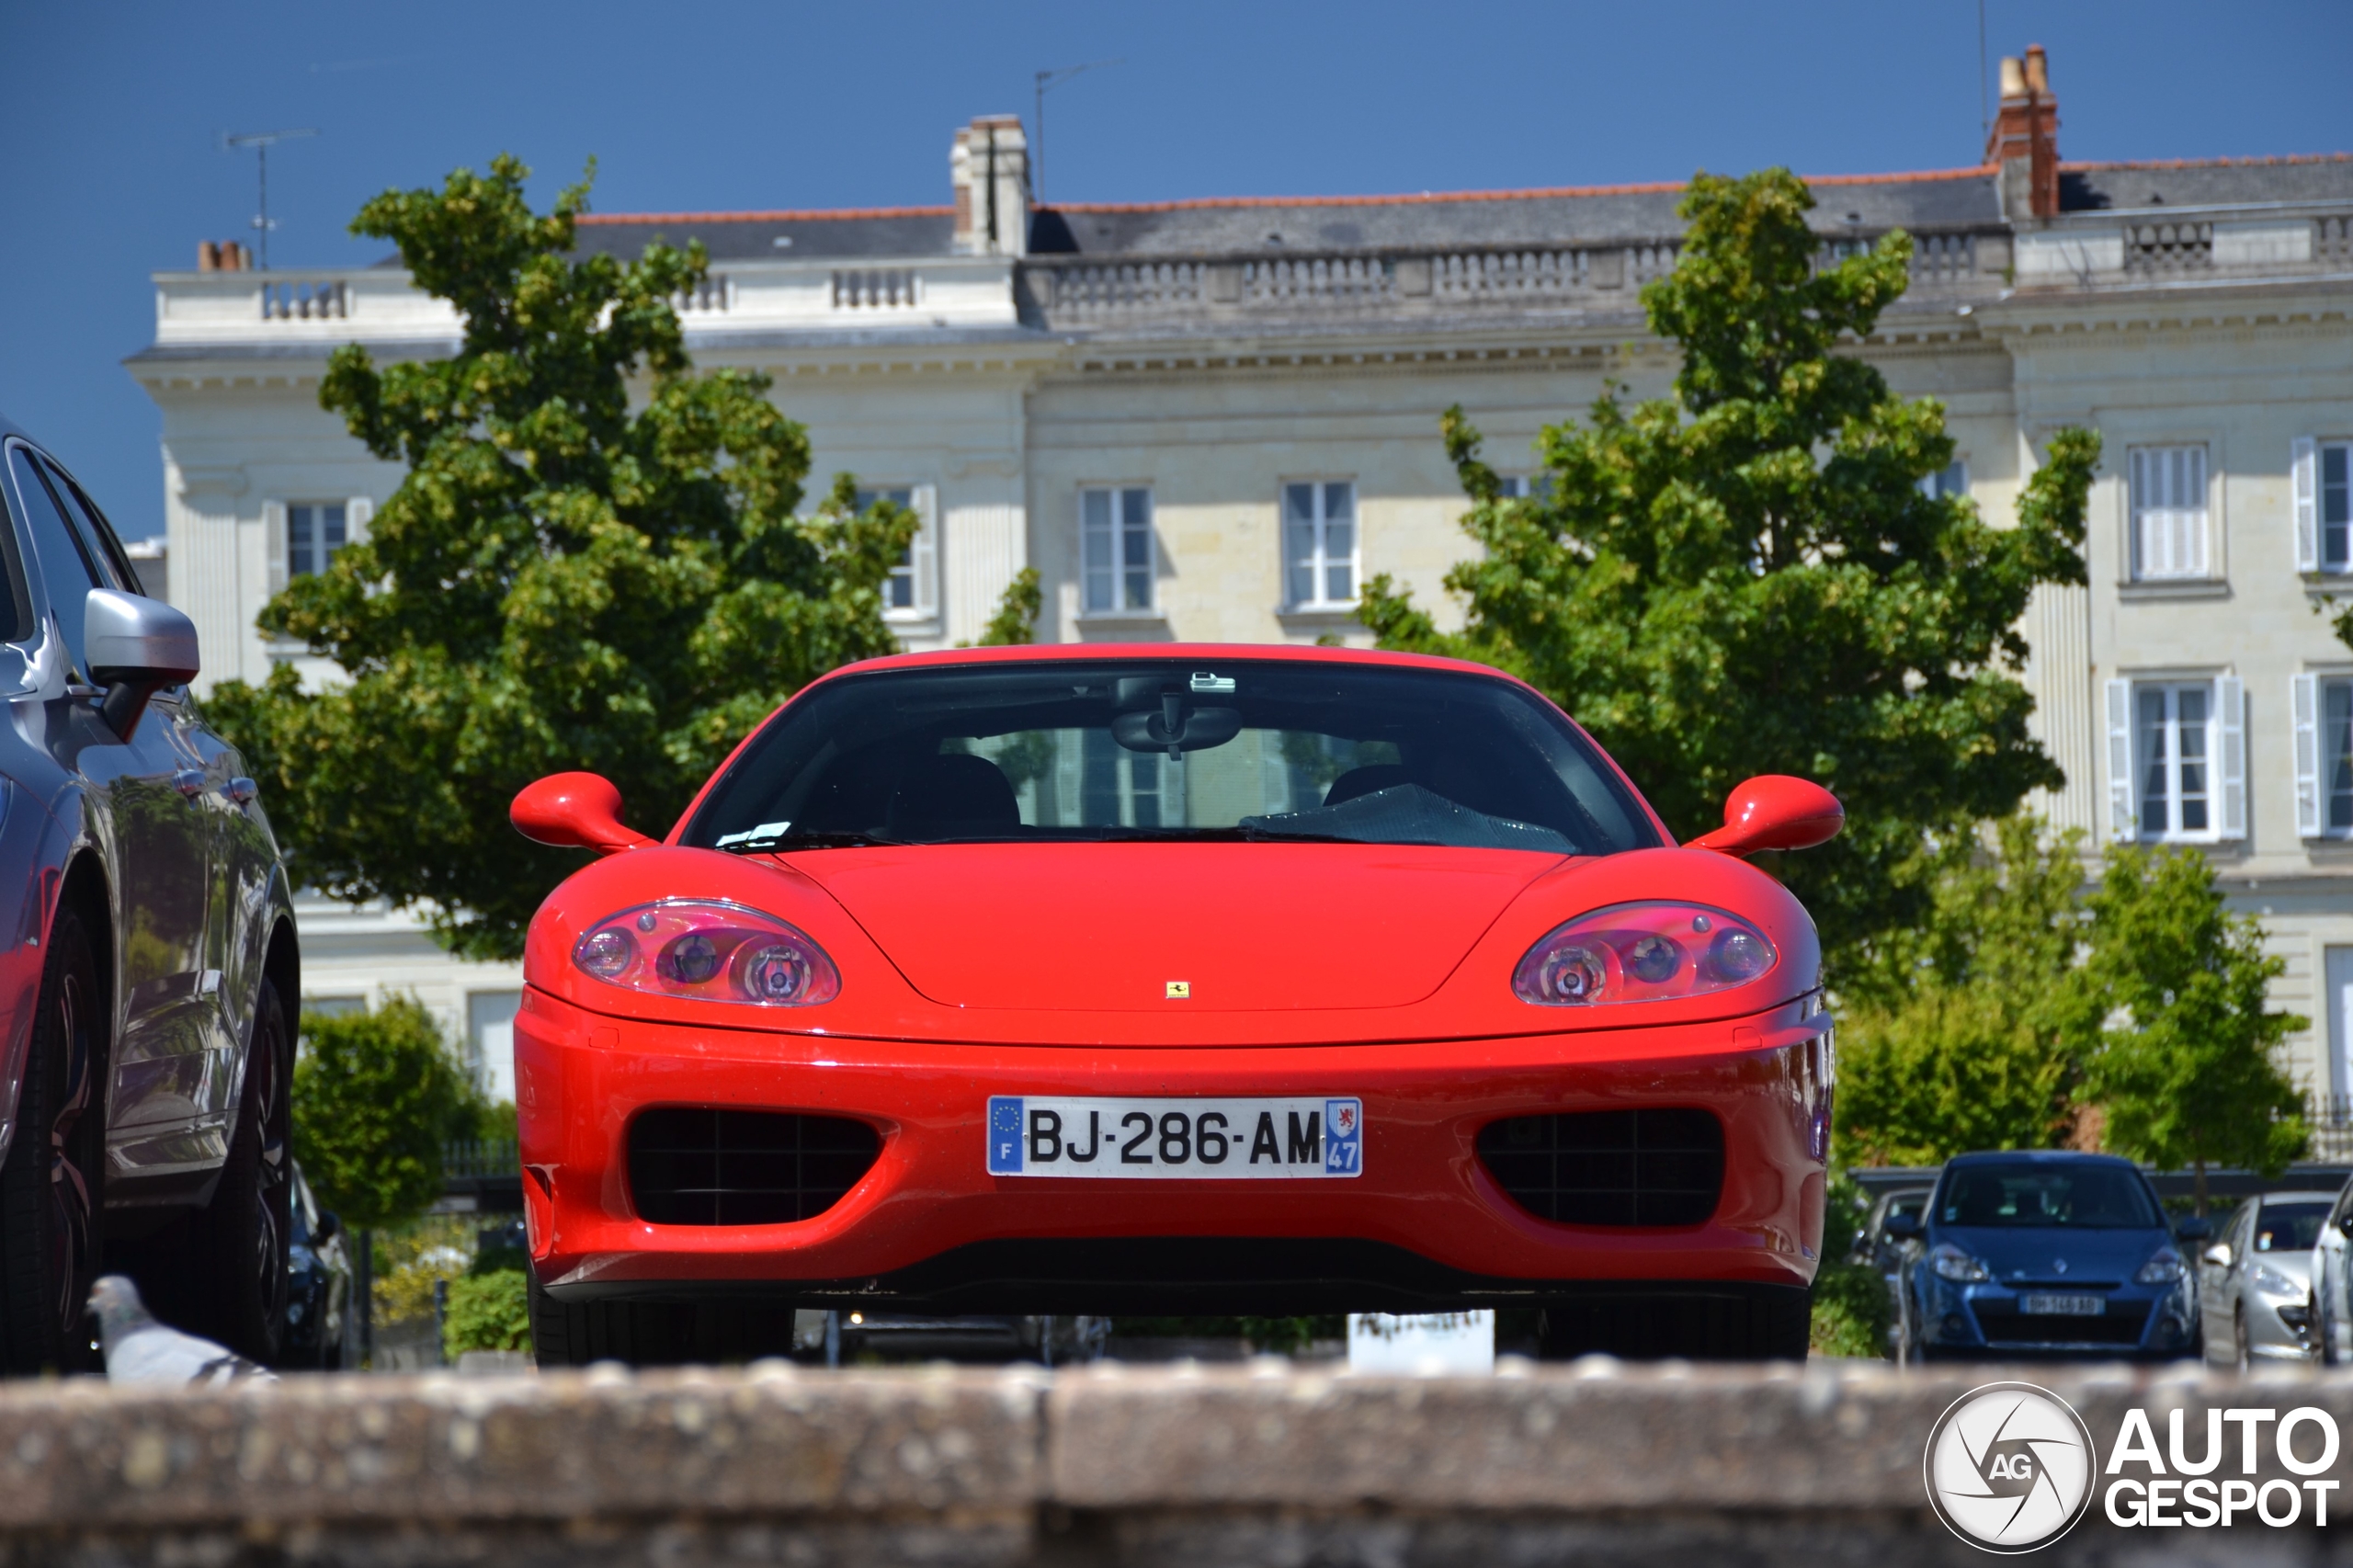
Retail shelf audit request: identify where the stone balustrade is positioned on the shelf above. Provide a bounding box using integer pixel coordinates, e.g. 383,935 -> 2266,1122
1,1360 -> 2347,1564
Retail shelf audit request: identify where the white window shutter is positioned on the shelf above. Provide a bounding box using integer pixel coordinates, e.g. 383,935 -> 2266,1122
262,500 -> 287,597
913,485 -> 938,614
2105,677 -> 2136,842
347,494 -> 374,544
2294,672 -> 2322,837
2217,674 -> 2246,839
2294,437 -> 2320,573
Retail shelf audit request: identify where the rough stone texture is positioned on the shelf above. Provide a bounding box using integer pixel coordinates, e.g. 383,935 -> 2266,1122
0,1364 -> 1042,1528
1045,1358 -> 2352,1508
1,1361 -> 2348,1564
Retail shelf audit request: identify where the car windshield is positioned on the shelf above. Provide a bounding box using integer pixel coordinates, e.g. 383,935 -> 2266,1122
683,658 -> 1659,855
2256,1201 -> 2332,1253
1936,1163 -> 2163,1230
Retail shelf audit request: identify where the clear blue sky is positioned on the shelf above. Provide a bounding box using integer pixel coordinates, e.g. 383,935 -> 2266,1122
3,0 -> 2345,542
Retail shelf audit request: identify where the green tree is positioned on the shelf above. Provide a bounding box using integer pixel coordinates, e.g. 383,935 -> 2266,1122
205,154 -> 914,960
2067,846 -> 2307,1210
975,566 -> 1042,646
1358,169 -> 2100,961
1834,816 -> 2087,1165
291,998 -> 478,1231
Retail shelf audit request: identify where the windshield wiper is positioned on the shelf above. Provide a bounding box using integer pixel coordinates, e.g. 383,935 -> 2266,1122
1238,825 -> 1390,845
713,830 -> 906,854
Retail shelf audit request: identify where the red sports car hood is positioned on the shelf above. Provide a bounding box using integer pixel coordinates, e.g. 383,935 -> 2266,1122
786,843 -> 1564,1012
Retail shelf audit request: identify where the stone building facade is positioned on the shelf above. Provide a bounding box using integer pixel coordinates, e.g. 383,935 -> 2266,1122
127,48 -> 2353,1108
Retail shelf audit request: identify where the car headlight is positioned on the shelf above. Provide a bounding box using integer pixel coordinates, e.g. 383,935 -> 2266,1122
1512,903 -> 1777,1006
1929,1243 -> 1990,1282
572,900 -> 841,1006
2136,1247 -> 2188,1285
2249,1261 -> 2301,1298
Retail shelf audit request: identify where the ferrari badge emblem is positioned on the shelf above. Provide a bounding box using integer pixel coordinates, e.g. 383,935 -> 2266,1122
1165,981 -> 1190,999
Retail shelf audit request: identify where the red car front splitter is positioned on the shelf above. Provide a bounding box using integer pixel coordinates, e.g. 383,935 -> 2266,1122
516,985 -> 1831,1303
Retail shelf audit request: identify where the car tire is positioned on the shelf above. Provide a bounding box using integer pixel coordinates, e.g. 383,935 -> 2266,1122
184,980 -> 293,1364
0,909 -> 108,1376
1539,1287 -> 1811,1361
529,1263 -> 677,1367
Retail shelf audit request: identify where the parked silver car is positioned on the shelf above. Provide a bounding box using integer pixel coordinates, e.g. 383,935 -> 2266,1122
0,418 -> 299,1374
2196,1190 -> 2333,1367
2304,1179 -> 2353,1364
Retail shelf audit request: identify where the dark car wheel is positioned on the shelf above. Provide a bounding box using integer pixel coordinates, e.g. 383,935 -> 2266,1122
187,979 -> 292,1363
0,911 -> 107,1375
1539,1286 -> 1811,1361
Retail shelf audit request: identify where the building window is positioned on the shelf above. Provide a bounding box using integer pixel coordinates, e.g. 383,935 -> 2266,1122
2107,676 -> 2244,843
1285,481 -> 1357,608
1918,460 -> 1968,500
858,486 -> 933,618
2137,682 -> 2214,837
1078,728 -> 1162,826
2292,672 -> 2353,837
2128,446 -> 2210,581
1497,474 -> 1552,501
468,991 -> 522,1105
288,504 -> 347,578
1081,486 -> 1154,613
2325,445 -> 2351,573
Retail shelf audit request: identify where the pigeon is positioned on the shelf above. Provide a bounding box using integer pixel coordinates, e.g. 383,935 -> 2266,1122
86,1276 -> 278,1387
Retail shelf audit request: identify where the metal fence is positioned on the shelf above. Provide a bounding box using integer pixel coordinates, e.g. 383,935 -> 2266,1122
442,1139 -> 519,1180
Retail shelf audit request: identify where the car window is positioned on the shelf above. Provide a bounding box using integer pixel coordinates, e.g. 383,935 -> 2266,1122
0,467 -> 34,646
2256,1200 -> 2332,1253
6,443 -> 101,671
1935,1162 -> 2164,1229
44,460 -> 142,597
686,659 -> 1660,855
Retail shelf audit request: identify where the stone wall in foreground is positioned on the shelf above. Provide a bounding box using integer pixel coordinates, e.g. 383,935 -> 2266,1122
0,1360 -> 2344,1565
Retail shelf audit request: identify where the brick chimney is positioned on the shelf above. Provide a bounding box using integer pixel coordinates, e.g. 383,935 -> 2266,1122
197,240 -> 251,271
951,116 -> 1029,257
1984,44 -> 2060,221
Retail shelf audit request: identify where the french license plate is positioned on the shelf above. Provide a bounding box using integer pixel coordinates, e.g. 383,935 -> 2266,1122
986,1096 -> 1363,1179
2020,1293 -> 2105,1317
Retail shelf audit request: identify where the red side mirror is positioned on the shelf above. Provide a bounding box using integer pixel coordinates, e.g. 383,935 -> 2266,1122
1688,776 -> 1844,858
510,772 -> 656,857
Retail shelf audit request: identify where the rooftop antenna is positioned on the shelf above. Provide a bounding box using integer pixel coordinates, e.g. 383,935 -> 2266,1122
222,128 -> 317,270
1032,60 -> 1122,206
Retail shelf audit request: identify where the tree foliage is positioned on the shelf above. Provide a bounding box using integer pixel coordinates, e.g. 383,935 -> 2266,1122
1834,816 -> 2086,1165
2067,846 -> 2306,1199
290,998 -> 478,1231
975,566 -> 1042,646
1358,168 -> 2100,961
205,155 -> 913,959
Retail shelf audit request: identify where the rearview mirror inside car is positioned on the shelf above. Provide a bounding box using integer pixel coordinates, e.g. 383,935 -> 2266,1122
84,587 -> 199,738
1688,775 -> 1845,858
1111,701 -> 1242,757
511,772 -> 657,856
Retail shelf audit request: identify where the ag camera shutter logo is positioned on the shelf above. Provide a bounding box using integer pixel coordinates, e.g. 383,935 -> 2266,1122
1924,1382 -> 2097,1553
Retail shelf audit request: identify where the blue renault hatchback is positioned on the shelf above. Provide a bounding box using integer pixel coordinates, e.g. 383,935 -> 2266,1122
1887,1151 -> 2200,1359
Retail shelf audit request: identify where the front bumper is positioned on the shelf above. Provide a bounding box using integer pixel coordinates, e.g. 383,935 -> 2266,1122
1917,1275 -> 2198,1358
516,987 -> 1830,1312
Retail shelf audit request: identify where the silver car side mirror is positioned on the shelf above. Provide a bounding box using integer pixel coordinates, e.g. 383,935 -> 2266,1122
2202,1243 -> 2234,1270
85,588 -> 199,738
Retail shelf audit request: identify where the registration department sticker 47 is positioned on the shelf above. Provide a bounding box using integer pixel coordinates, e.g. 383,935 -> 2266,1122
987,1096 -> 1364,1178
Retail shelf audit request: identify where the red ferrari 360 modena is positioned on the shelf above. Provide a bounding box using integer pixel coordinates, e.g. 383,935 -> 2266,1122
510,644 -> 1840,1364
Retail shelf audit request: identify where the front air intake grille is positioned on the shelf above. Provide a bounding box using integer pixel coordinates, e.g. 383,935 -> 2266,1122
1477,1108 -> 1724,1228
628,1108 -> 881,1226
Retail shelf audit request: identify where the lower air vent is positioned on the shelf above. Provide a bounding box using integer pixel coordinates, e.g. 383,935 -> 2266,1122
1476,1108 -> 1724,1227
629,1108 -> 881,1226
